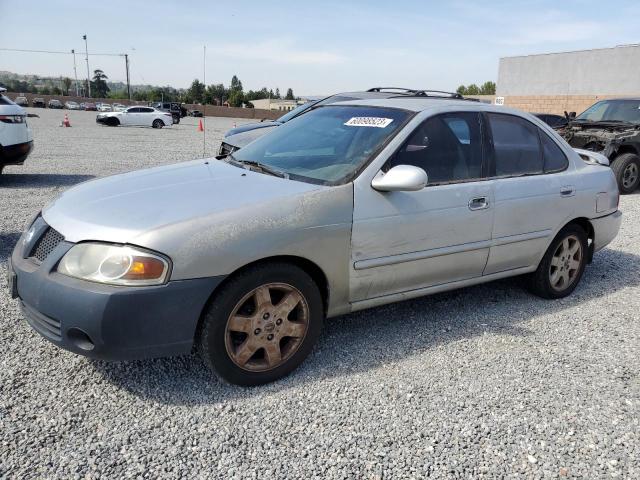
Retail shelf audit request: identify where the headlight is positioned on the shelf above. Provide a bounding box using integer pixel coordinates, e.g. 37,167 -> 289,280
58,243 -> 170,286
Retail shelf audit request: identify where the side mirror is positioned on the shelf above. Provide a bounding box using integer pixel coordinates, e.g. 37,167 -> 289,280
371,165 -> 428,192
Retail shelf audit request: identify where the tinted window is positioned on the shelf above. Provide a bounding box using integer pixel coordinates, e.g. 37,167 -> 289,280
232,105 -> 410,184
488,114 -> 543,176
127,107 -> 141,113
540,130 -> 568,172
139,107 -> 154,113
389,112 -> 483,185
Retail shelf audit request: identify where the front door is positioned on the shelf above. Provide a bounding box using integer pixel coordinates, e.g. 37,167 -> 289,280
350,112 -> 494,302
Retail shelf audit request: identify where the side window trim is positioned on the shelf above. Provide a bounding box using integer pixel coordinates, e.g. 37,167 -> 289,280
538,127 -> 569,174
385,111 -> 489,186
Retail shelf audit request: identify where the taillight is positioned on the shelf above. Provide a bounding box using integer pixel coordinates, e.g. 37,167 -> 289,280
164,113 -> 172,117
0,115 -> 25,124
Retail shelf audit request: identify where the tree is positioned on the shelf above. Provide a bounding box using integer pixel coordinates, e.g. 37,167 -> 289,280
91,69 -> 110,97
185,79 -> 205,103
275,88 -> 281,99
464,84 -> 480,95
227,90 -> 244,107
480,81 -> 496,95
229,75 -> 243,94
456,85 -> 467,95
205,83 -> 227,105
285,88 -> 295,100
62,77 -> 72,95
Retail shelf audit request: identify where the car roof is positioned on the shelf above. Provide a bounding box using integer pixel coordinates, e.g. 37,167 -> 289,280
325,97 -> 515,114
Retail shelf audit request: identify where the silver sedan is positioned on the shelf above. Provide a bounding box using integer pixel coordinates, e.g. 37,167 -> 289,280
10,97 -> 621,385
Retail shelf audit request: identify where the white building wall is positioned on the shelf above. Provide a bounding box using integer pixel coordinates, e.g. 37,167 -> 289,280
497,45 -> 640,96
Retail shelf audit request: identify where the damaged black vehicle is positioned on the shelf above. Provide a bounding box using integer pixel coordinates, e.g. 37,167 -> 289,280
563,98 -> 640,194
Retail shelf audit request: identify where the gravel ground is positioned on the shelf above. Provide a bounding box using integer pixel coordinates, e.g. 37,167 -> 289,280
1,109 -> 639,479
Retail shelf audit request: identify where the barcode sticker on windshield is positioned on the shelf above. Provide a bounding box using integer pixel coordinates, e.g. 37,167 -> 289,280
344,117 -> 394,128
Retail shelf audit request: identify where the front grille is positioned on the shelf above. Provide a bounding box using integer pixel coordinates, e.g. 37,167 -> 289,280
21,302 -> 62,341
30,227 -> 64,262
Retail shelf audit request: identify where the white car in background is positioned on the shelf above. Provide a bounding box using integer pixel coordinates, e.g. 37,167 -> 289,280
112,103 -> 126,112
98,103 -> 112,112
96,106 -> 173,128
0,87 -> 33,174
65,101 -> 80,110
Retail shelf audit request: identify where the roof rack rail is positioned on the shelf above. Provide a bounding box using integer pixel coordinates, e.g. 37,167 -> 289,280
366,87 -> 419,94
413,90 -> 464,99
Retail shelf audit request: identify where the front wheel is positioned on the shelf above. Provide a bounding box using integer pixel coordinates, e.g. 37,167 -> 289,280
198,262 -> 323,386
528,224 -> 588,299
611,153 -> 640,194
152,119 -> 164,129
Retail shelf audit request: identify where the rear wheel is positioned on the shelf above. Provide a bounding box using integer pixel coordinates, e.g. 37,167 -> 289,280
198,262 -> 323,386
528,224 -> 588,299
152,119 -> 163,129
611,153 -> 640,194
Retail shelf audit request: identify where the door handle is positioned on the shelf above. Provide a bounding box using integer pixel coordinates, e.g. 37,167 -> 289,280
468,196 -> 489,211
560,186 -> 575,197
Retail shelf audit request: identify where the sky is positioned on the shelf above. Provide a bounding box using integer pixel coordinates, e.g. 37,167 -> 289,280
2,0 -> 639,96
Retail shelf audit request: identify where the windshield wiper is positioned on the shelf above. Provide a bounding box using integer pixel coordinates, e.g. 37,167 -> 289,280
226,154 -> 287,178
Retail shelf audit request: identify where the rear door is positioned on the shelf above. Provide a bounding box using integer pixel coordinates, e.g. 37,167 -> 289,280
483,113 -> 575,274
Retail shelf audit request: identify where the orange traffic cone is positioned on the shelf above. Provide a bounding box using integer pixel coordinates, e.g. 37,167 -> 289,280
63,113 -> 71,127
198,119 -> 204,132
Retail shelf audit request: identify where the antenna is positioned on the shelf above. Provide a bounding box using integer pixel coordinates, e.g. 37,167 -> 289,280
203,45 -> 206,158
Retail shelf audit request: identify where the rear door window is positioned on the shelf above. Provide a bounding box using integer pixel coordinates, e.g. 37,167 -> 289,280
487,113 -> 543,177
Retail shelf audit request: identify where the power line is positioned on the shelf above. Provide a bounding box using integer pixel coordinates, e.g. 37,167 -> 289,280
0,47 -> 125,57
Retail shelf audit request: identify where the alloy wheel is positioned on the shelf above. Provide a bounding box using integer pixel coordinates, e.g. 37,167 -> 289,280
549,235 -> 582,292
224,283 -> 309,372
622,163 -> 639,190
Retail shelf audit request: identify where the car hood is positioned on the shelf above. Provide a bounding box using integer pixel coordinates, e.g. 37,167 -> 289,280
224,125 -> 279,149
43,159 -> 324,245
225,121 -> 280,137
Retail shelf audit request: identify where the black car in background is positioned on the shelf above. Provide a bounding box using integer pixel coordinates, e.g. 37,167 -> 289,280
219,88 -> 462,154
48,99 -> 63,109
189,110 -> 203,117
32,98 -> 46,108
562,98 -> 640,194
149,102 -> 184,124
533,113 -> 568,129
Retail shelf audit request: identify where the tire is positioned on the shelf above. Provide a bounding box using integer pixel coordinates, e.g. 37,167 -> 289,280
107,117 -> 120,127
611,153 -> 640,194
528,224 -> 588,299
198,262 -> 324,386
152,119 -> 163,129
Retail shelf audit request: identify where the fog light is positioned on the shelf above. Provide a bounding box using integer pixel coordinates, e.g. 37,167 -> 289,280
67,328 -> 95,351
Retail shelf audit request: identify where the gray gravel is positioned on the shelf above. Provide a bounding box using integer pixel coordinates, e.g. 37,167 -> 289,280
1,109 -> 639,479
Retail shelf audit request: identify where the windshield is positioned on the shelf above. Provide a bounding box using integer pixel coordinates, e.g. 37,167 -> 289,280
576,100 -> 640,124
231,105 -> 411,185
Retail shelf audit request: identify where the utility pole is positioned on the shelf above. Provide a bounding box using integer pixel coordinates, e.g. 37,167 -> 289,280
83,35 -> 91,98
124,54 -> 131,100
71,49 -> 79,96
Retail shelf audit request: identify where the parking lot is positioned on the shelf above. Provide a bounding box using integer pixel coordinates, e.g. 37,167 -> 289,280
1,108 -> 639,478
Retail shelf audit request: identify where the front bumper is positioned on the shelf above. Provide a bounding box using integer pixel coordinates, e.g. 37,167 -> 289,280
1,140 -> 33,167
592,210 -> 622,252
10,225 -> 224,361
